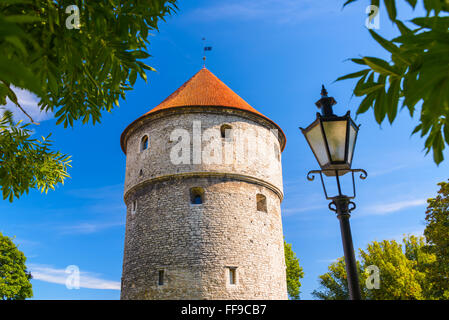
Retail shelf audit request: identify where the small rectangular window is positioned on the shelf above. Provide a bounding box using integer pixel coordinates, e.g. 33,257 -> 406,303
256,194 -> 267,212
190,187 -> 205,205
229,268 -> 236,285
158,270 -> 164,286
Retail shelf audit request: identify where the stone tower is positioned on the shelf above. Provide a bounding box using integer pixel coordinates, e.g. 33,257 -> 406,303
120,67 -> 287,300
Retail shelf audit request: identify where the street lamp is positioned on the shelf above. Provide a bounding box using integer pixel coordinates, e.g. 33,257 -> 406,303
300,85 -> 367,300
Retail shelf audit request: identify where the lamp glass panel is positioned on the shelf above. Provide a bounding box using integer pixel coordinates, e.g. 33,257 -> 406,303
322,120 -> 347,162
305,123 -> 329,167
347,123 -> 357,164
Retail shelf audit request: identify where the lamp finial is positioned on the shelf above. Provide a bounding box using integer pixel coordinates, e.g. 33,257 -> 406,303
315,85 -> 337,117
321,85 -> 328,97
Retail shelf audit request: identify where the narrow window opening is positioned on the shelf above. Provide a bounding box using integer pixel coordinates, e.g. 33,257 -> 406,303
158,270 -> 164,286
190,187 -> 205,205
131,200 -> 137,215
229,268 -> 237,285
274,144 -> 280,161
256,194 -> 267,213
220,124 -> 232,140
140,135 -> 149,152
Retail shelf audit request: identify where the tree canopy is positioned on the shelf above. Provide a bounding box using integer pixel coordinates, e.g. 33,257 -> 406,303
0,232 -> 33,300
339,0 -> 449,164
0,0 -> 178,201
312,236 -> 432,300
313,180 -> 449,300
423,180 -> 449,298
284,240 -> 304,299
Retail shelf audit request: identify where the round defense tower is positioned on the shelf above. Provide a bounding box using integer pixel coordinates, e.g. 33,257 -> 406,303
120,68 -> 288,299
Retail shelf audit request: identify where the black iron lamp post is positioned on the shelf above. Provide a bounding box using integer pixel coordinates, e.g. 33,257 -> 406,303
300,85 -> 367,300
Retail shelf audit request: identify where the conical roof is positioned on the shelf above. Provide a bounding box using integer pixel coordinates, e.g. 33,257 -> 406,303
145,67 -> 265,117
121,67 -> 285,153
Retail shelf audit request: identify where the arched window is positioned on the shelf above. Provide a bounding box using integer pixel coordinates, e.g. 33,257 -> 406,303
256,194 -> 267,212
190,187 -> 205,205
140,135 -> 149,152
220,124 -> 232,140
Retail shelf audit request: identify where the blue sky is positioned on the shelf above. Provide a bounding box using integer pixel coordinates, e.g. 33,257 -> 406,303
1,0 -> 448,300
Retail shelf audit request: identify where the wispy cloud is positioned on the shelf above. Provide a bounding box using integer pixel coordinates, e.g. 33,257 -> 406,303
65,184 -> 124,200
283,205 -> 326,216
57,220 -> 124,235
317,258 -> 339,264
29,264 -> 120,290
368,164 -> 408,177
185,0 -> 337,24
360,198 -> 427,216
4,86 -> 53,123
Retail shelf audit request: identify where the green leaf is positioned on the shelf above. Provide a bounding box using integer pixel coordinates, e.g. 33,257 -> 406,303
363,56 -> 401,76
374,87 -> 387,124
432,131 -> 444,165
351,58 -> 367,65
405,0 -> 417,9
384,0 -> 397,21
395,20 -> 413,35
356,83 -> 385,96
357,93 -> 376,115
386,79 -> 400,123
343,0 -> 358,7
335,69 -> 370,82
411,124 -> 422,135
444,123 -> 449,146
368,30 -> 411,65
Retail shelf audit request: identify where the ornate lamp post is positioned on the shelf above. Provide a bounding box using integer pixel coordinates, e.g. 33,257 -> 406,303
300,86 -> 367,300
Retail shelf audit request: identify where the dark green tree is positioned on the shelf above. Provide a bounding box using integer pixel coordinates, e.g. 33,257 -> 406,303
339,0 -> 449,164
0,0 -> 177,201
0,232 -> 33,300
424,180 -> 449,299
284,240 -> 304,299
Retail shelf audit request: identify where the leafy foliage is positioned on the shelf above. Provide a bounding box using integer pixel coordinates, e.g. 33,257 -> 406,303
0,0 -> 178,127
339,0 -> 449,164
424,180 -> 449,298
0,232 -> 33,300
0,110 -> 71,201
360,238 -> 427,299
0,1 -> 177,201
312,257 -> 367,300
313,180 -> 449,300
284,240 -> 304,299
313,235 -> 432,300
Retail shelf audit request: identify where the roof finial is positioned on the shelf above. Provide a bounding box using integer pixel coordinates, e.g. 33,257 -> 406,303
202,37 -> 212,68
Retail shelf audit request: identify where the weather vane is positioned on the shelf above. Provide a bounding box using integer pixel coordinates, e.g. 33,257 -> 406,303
202,37 -> 212,68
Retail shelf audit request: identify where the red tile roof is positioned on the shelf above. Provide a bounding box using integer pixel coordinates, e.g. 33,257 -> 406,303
146,67 -> 265,117
121,67 -> 285,153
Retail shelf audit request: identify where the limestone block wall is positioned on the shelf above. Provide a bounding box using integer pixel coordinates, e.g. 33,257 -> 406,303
120,108 -> 287,300
121,177 -> 287,300
122,108 -> 284,198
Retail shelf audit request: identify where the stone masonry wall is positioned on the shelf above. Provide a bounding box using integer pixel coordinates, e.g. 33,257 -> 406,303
121,109 -> 287,300
121,177 -> 287,299
123,110 -> 284,197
